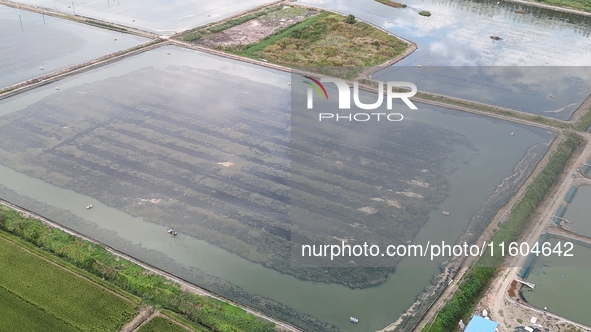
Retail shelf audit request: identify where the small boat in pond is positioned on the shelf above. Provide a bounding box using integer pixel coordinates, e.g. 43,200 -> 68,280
86,204 -> 93,210
350,317 -> 359,324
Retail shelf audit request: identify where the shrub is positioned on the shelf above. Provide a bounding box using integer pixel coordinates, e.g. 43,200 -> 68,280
183,32 -> 202,42
375,0 -> 407,8
345,14 -> 356,24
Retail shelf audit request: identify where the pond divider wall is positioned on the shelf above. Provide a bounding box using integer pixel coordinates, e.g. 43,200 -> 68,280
553,204 -> 568,225
518,233 -> 550,279
564,186 -> 578,203
550,233 -> 591,250
584,159 -> 591,175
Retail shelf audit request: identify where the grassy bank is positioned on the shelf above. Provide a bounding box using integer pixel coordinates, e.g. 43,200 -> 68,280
573,108 -> 591,131
528,0 -> 591,12
226,11 -> 408,79
0,208 -> 276,332
0,236 -> 137,332
422,134 -> 579,332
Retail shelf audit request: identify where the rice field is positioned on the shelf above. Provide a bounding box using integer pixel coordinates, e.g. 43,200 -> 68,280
0,5 -> 148,90
0,236 -> 137,332
0,287 -> 80,332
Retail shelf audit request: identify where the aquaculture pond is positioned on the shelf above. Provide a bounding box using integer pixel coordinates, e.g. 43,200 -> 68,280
299,0 -> 591,120
11,0 -> 278,34
0,4 -> 148,89
521,237 -> 591,327
0,45 -> 553,331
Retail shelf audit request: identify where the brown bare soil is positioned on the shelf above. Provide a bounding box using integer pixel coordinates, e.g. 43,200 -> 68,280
198,8 -> 316,48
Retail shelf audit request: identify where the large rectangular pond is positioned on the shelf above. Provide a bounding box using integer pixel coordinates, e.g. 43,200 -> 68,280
0,45 -> 554,331
0,4 -> 148,90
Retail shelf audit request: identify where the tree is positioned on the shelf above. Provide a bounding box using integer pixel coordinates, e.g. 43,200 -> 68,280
345,14 -> 356,24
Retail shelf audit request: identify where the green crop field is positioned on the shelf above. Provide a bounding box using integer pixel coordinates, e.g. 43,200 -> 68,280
138,317 -> 192,332
0,287 -> 79,332
0,237 -> 137,332
533,0 -> 591,12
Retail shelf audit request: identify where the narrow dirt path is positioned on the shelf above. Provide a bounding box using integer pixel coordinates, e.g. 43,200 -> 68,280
121,306 -> 155,332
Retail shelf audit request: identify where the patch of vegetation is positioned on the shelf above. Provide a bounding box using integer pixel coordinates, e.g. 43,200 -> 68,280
422,134 -> 579,332
531,0 -> 591,12
259,7 -> 308,23
573,108 -> 591,131
226,11 -> 408,79
375,0 -> 408,8
0,208 -> 276,332
138,316 -> 192,332
0,287 -> 80,332
183,32 -> 202,42
419,10 -> 432,16
0,236 -> 137,332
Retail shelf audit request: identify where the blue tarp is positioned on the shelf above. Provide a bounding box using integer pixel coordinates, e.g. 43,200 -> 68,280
465,315 -> 498,332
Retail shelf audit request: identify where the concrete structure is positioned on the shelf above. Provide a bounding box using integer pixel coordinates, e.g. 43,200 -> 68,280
553,204 -> 568,225
564,186 -> 578,203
